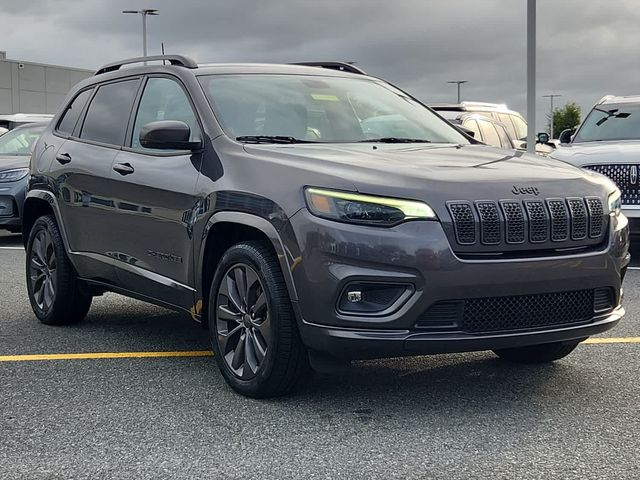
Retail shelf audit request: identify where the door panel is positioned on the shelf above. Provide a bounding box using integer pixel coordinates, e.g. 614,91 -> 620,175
108,150 -> 202,309
49,139 -> 119,281
106,76 -> 204,310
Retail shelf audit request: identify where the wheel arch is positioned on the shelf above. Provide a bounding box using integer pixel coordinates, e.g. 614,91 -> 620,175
22,190 -> 66,249
196,211 -> 299,325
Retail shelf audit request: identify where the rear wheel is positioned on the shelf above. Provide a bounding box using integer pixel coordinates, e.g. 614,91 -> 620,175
26,215 -> 92,325
208,241 -> 308,398
493,339 -> 583,364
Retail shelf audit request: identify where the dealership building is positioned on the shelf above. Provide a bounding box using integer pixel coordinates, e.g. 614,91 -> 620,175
0,51 -> 92,115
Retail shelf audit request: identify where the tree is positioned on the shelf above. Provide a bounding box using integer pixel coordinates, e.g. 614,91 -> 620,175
547,102 -> 581,138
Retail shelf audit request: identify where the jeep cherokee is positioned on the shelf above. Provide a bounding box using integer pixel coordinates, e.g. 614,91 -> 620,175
23,56 -> 630,397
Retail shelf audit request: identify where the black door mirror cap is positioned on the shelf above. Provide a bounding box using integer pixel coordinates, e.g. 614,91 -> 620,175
139,120 -> 202,151
558,128 -> 574,144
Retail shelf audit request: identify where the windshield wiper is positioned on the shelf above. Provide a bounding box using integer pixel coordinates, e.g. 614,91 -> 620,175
593,107 -> 631,126
236,135 -> 316,144
358,137 -> 432,143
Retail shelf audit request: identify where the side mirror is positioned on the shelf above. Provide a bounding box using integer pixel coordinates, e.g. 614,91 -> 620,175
559,128 -> 573,144
139,120 -> 202,150
536,132 -> 550,144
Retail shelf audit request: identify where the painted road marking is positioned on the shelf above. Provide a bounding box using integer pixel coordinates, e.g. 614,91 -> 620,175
0,350 -> 214,362
0,246 -> 24,250
0,339 -> 639,363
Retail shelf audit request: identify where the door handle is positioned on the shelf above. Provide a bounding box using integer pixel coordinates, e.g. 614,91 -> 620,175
113,162 -> 135,176
55,153 -> 72,165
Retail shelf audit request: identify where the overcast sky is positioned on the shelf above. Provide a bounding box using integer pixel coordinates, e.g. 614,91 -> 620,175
3,0 -> 639,131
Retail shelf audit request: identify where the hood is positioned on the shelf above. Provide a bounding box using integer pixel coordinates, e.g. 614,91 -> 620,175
550,140 -> 640,167
0,155 -> 30,171
243,143 -> 611,204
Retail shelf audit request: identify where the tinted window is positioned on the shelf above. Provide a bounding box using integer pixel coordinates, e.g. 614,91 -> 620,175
496,124 -> 513,148
477,120 -> 501,147
511,114 -> 528,139
574,103 -> 640,142
56,89 -> 93,136
497,113 -> 518,139
80,79 -> 140,146
131,77 -> 200,150
462,119 -> 481,140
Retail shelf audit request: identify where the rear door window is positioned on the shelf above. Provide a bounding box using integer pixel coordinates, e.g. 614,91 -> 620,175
496,124 -> 513,148
510,114 -> 528,139
56,88 -> 93,136
477,119 -> 501,147
80,79 -> 140,146
497,113 -> 518,139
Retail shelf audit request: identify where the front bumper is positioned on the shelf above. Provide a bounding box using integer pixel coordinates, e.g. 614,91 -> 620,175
0,178 -> 27,230
286,208 -> 629,359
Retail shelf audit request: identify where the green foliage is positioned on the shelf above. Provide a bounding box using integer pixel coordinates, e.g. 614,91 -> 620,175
547,102 -> 581,138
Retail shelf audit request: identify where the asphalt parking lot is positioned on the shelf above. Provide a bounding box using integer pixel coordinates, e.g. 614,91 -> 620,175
1,231 -> 639,480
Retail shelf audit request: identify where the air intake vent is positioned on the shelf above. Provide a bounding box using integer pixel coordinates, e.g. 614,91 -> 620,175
475,201 -> 501,244
586,197 -> 604,238
500,201 -> 525,244
593,287 -> 614,312
567,198 -> 587,240
524,200 -> 548,243
546,199 -> 569,242
447,202 -> 476,245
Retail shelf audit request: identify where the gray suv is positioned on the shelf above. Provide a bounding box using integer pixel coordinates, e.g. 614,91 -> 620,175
23,56 -> 629,397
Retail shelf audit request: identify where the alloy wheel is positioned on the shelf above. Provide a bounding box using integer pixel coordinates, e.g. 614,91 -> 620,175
29,228 -> 57,312
216,263 -> 270,379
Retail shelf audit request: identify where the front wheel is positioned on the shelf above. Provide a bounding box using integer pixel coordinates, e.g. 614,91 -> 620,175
208,241 -> 309,398
493,339 -> 583,364
26,215 -> 92,325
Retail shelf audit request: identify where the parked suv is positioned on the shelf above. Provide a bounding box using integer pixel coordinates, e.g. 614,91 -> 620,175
24,56 -> 629,397
550,95 -> 640,233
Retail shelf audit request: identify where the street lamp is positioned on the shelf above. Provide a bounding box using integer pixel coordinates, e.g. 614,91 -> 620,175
122,9 -> 159,59
542,94 -> 562,138
447,80 -> 468,103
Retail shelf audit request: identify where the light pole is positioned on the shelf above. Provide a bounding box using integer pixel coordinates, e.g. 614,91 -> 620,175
447,80 -> 468,103
122,9 -> 159,60
526,0 -> 536,153
542,94 -> 561,138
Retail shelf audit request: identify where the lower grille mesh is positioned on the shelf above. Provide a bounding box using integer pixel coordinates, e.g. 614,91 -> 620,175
416,288 -> 615,334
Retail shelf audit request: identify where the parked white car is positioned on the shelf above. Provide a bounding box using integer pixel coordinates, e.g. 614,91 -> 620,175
550,95 -> 640,231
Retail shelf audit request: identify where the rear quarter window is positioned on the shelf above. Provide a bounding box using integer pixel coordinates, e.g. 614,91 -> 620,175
80,79 -> 140,146
56,88 -> 93,136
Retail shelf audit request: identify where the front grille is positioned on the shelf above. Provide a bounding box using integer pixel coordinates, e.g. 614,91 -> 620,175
446,196 -> 607,254
416,288 -> 615,334
447,202 -> 475,244
583,164 -> 640,205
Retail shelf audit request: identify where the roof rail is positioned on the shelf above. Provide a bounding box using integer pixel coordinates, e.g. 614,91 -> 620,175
292,62 -> 367,75
95,55 -> 198,75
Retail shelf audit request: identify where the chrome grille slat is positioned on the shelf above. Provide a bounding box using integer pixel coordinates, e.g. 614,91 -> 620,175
583,164 -> 640,206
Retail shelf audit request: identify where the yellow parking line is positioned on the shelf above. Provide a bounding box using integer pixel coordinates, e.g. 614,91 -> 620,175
0,338 -> 639,363
583,337 -> 640,344
0,350 -> 213,362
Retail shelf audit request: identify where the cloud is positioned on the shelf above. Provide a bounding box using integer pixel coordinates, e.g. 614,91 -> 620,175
2,0 -> 639,130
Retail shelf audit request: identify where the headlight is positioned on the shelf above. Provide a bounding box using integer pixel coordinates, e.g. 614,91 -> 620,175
608,189 -> 621,216
304,187 -> 437,226
0,168 -> 29,183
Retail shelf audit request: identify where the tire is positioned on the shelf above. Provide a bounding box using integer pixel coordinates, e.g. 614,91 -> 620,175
26,215 -> 92,325
493,339 -> 583,364
208,241 -> 309,398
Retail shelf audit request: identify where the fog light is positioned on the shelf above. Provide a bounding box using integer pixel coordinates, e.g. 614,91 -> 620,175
338,283 -> 411,314
347,291 -> 362,302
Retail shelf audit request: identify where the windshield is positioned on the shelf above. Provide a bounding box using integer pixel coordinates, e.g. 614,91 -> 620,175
198,74 -> 469,144
574,103 -> 640,142
0,125 -> 45,156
